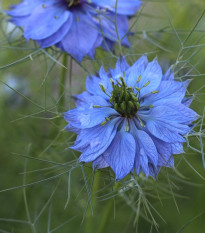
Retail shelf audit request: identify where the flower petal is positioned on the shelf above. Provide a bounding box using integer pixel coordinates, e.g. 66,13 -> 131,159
64,107 -> 118,129
90,0 -> 142,16
24,3 -> 69,40
36,14 -> 73,47
125,55 -> 148,87
142,80 -> 191,106
60,10 -> 98,61
104,129 -> 135,180
110,56 -> 130,80
93,156 -> 109,169
137,58 -> 162,96
6,0 -> 50,17
135,130 -> 159,168
78,118 -> 121,162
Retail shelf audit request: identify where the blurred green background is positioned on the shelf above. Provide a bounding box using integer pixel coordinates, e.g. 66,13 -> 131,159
0,0 -> 205,233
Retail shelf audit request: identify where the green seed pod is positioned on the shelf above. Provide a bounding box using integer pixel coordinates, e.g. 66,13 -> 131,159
121,101 -> 127,112
128,101 -> 135,110
114,103 -> 119,111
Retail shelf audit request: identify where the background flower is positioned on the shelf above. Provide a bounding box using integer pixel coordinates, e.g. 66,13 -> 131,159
64,56 -> 199,180
6,0 -> 141,61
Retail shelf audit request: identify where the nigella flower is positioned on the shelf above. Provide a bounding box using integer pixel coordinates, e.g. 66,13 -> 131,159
6,0 -> 141,62
64,56 -> 198,179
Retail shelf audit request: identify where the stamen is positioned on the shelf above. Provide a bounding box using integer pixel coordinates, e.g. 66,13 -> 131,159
93,105 -> 102,108
99,84 -> 106,92
100,120 -> 107,126
100,117 -> 111,126
93,105 -> 113,108
137,116 -> 145,127
143,81 -> 150,87
99,84 -> 111,97
125,120 -> 130,132
137,75 -> 141,83
135,87 -> 140,93
140,105 -> 154,109
152,90 -> 159,94
142,90 -> 159,98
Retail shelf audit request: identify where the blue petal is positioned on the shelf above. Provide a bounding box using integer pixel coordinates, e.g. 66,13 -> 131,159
162,67 -> 174,80
78,118 -> 121,162
103,128 -> 136,180
148,165 -> 160,178
138,105 -> 198,142
135,130 -> 159,168
171,142 -> 184,154
94,13 -> 130,46
74,92 -> 109,108
142,80 -> 191,106
125,55 -> 148,87
8,16 -> 29,27
90,0 -> 142,16
6,0 -> 48,17
137,58 -> 162,96
64,107 -> 117,129
93,156 -> 109,169
147,121 -> 187,143
129,121 -> 159,176
86,72 -> 112,100
140,104 -> 198,125
36,15 -> 73,48
87,35 -> 103,58
100,38 -> 114,52
151,137 -> 175,167
24,3 -> 69,40
138,153 -> 149,176
110,56 -> 130,80
182,97 -> 193,107
60,10 -> 98,61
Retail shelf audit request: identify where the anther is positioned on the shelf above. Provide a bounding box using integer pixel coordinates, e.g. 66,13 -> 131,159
100,120 -> 107,126
100,84 -> 105,92
143,81 -> 150,87
152,90 -> 159,94
120,77 -> 126,87
135,87 -> 140,93
137,75 -> 141,83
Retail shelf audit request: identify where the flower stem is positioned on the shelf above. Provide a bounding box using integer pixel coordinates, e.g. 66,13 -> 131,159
69,57 -> 73,96
84,172 -> 101,233
97,197 -> 114,233
58,53 -> 68,112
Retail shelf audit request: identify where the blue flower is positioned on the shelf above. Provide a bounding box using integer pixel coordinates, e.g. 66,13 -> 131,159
64,56 -> 198,179
7,0 -> 141,62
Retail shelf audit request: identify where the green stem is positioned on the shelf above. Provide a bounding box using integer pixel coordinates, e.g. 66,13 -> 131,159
97,198 -> 114,233
69,57 -> 73,96
58,53 -> 68,112
85,172 -> 101,233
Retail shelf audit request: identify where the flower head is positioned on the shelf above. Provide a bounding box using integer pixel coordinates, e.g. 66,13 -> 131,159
64,56 -> 198,179
7,0 -> 141,61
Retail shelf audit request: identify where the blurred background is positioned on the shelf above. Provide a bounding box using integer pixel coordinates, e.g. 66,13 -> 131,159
0,0 -> 205,232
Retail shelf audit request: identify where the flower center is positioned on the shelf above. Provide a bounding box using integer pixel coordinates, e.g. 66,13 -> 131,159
110,78 -> 140,118
66,0 -> 81,7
